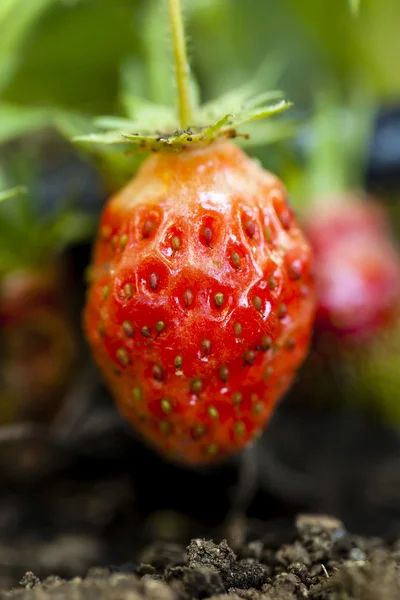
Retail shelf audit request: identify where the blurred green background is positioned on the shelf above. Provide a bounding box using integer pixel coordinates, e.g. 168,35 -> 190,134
1,0 -> 399,110
1,0 -> 399,139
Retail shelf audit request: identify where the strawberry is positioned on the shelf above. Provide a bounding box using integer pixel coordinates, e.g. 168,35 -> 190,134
73,0 -> 316,465
84,140 -> 315,465
305,195 -> 400,345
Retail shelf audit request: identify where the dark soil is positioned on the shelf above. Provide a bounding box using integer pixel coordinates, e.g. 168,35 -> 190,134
2,514 -> 400,600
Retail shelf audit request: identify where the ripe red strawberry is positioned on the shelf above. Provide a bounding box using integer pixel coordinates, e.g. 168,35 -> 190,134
84,140 -> 315,465
305,195 -> 400,345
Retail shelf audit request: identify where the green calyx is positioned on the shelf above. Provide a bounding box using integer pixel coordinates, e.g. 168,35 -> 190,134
71,90 -> 292,154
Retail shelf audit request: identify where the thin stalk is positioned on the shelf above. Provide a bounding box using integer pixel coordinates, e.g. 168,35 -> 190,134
168,0 -> 193,129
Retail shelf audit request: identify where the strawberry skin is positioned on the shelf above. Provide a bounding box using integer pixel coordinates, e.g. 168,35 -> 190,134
305,196 -> 400,344
84,141 -> 315,465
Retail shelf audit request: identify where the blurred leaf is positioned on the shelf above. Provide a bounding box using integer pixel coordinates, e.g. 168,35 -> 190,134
348,323 -> 400,426
2,0 -> 140,113
46,208 -> 97,254
199,89 -> 286,124
0,102 -> 51,143
238,115 -> 303,150
117,0 -> 201,127
55,109 -> 146,192
120,57 -> 200,126
0,0 -> 56,91
103,98 -> 175,132
283,84 -> 376,213
136,0 -> 175,107
0,58 -> 18,93
286,0 -> 400,101
349,0 -> 361,16
187,0 -> 253,99
198,54 -> 287,120
0,150 -> 96,274
0,185 -> 26,202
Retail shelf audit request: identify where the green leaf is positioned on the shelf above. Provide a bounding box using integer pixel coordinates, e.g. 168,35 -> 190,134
0,0 -> 56,91
136,0 -> 175,108
0,57 -> 18,91
95,99 -> 175,131
46,209 -> 97,254
0,0 -> 55,53
0,184 -> 96,274
129,0 -> 201,114
198,52 -> 286,119
119,57 -> 147,116
73,131 -> 128,146
55,109 -> 147,191
0,102 -> 51,144
1,1 -> 141,113
202,114 -> 231,140
348,0 -> 361,16
0,185 -> 26,202
238,116 -> 303,149
225,99 -> 293,128
306,88 -> 374,199
93,116 -> 139,131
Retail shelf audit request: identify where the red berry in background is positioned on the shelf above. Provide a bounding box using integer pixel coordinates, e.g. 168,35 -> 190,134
0,261 -> 79,423
304,195 -> 400,345
84,141 -> 315,465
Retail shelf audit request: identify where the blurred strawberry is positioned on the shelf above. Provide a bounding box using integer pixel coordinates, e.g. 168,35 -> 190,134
0,261 -> 79,423
305,195 -> 400,346
0,158 -> 95,424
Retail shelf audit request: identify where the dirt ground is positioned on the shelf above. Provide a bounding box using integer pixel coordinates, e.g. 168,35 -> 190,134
2,514 -> 400,600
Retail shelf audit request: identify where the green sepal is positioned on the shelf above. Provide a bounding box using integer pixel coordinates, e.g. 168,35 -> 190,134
72,96 -> 292,153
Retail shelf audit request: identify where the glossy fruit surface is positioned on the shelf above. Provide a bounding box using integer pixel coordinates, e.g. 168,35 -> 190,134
84,141 -> 315,464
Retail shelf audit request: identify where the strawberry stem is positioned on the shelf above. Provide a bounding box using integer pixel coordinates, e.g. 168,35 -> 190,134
168,0 -> 193,129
